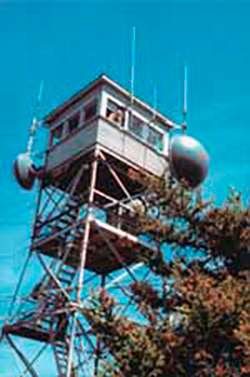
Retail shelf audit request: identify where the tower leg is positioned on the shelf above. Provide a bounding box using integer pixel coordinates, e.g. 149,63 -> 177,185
94,274 -> 106,376
6,334 -> 39,377
66,310 -> 78,377
77,153 -> 99,303
67,153 -> 99,375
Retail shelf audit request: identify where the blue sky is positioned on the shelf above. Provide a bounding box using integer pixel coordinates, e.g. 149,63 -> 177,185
1,0 -> 250,375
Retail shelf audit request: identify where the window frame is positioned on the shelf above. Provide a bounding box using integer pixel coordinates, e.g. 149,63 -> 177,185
145,119 -> 165,152
67,111 -> 81,134
105,96 -> 126,128
83,98 -> 98,123
104,92 -> 166,154
49,95 -> 100,147
51,122 -> 64,146
127,110 -> 165,153
128,112 -> 146,139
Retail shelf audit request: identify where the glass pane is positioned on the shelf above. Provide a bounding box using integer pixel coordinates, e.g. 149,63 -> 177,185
84,100 -> 97,122
128,115 -> 145,138
68,112 -> 80,133
106,100 -> 124,126
52,124 -> 63,144
147,126 -> 164,151
106,99 -> 120,114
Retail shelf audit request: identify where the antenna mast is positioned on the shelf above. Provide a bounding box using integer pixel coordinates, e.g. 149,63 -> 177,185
153,84 -> 158,120
27,81 -> 44,155
183,66 -> 187,132
130,26 -> 136,107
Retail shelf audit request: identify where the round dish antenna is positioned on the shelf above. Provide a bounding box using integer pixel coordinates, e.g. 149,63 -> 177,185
13,81 -> 44,190
13,153 -> 37,190
168,67 -> 209,188
169,134 -> 209,188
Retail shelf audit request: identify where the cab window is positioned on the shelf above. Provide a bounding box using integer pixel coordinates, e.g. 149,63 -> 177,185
106,99 -> 125,127
128,114 -> 145,138
147,126 -> 164,152
84,100 -> 97,122
68,112 -> 80,134
51,123 -> 63,145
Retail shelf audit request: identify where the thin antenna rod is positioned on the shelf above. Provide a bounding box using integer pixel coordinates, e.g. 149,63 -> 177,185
183,66 -> 187,131
153,84 -> 158,120
130,26 -> 136,106
27,80 -> 44,155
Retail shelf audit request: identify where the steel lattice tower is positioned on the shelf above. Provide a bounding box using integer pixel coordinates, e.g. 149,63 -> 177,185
1,75 -> 177,376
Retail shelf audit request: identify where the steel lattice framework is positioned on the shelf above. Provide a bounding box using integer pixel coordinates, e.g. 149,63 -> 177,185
1,74 -> 178,376
2,147 -> 161,376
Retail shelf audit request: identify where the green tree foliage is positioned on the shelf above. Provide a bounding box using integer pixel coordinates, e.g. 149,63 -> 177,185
82,177 -> 250,376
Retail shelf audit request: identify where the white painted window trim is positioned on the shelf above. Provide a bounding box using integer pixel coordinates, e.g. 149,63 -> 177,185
50,93 -> 100,144
127,109 -> 165,151
103,91 -> 167,153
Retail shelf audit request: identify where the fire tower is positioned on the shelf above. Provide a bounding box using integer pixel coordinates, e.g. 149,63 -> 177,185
2,75 -> 182,376
2,73 -> 209,376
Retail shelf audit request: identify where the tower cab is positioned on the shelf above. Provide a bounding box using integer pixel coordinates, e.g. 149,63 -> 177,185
43,74 -> 173,182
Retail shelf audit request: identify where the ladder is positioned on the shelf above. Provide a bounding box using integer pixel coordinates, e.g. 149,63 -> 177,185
53,340 -> 69,377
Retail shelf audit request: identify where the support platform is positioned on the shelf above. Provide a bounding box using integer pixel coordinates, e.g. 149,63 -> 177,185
32,217 -> 149,274
3,323 -> 51,343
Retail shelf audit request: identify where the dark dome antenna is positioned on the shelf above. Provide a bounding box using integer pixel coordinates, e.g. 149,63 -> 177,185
13,81 -> 44,190
183,65 -> 187,132
169,66 -> 209,188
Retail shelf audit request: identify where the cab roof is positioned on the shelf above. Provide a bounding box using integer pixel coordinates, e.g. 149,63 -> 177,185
43,74 -> 176,130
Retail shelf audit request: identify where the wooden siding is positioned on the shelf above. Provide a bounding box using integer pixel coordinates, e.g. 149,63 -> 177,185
96,118 -> 168,176
46,116 -> 169,177
46,120 -> 98,171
